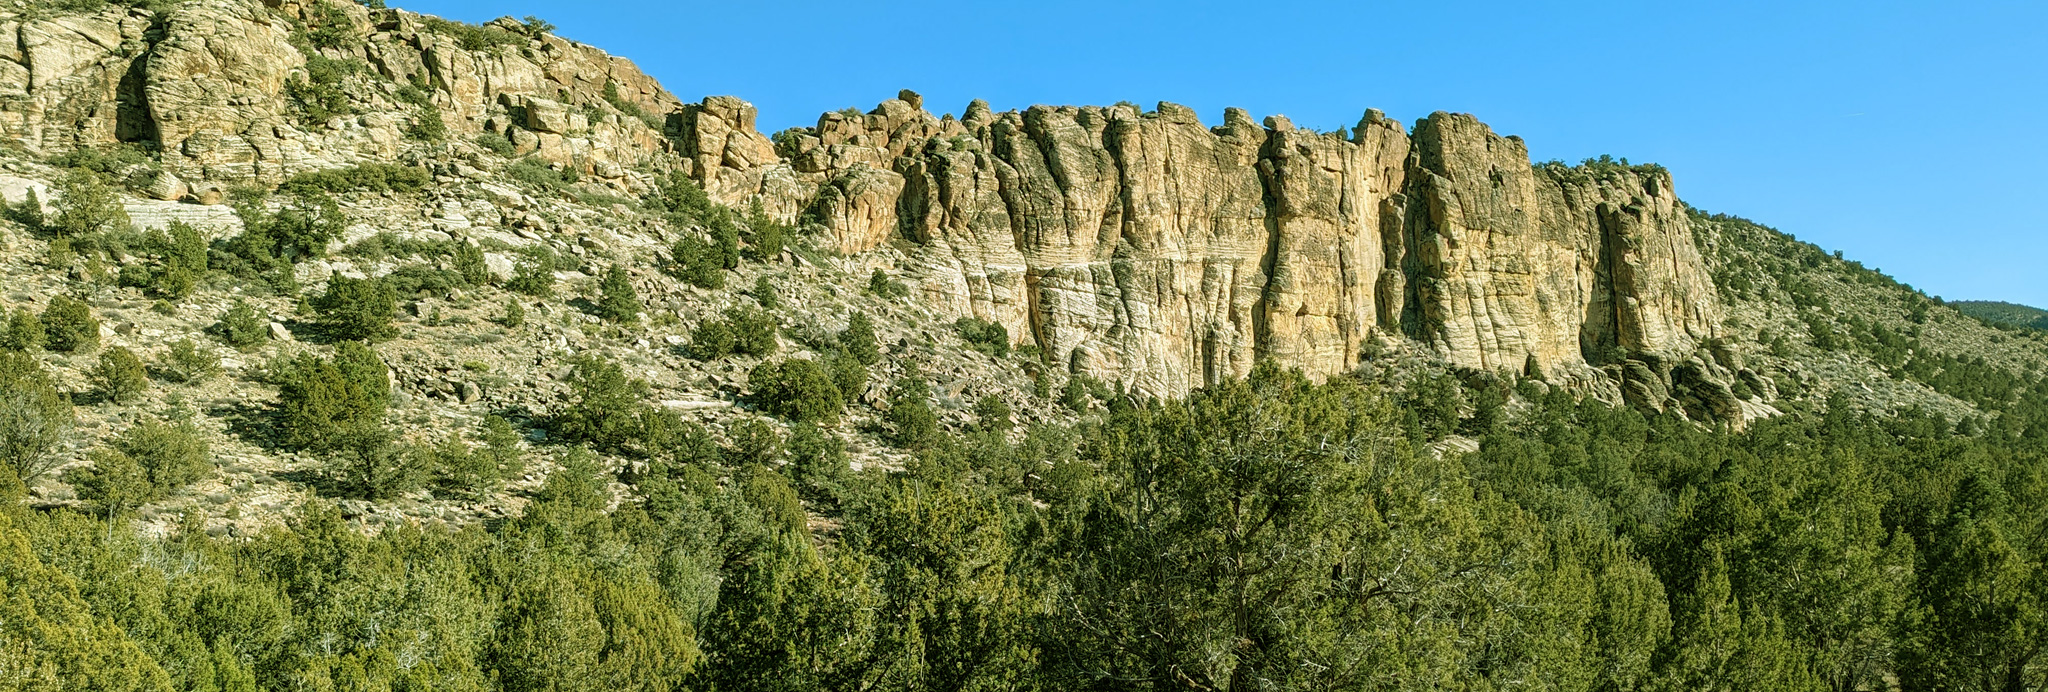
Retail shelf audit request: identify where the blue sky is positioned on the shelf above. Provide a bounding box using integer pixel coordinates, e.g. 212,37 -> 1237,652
398,0 -> 2048,308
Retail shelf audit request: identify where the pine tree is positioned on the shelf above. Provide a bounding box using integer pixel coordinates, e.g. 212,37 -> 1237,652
91,346 -> 149,404
276,342 -> 388,452
596,264 -> 641,323
311,273 -> 397,342
840,312 -> 880,365
0,308 -> 42,351
0,352 -> 71,485
41,295 -> 100,352
748,358 -> 843,424
213,300 -> 268,349
49,169 -> 130,237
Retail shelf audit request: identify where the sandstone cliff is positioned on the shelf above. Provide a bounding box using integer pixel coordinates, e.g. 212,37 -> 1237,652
691,92 -> 1753,419
2,0 -> 678,196
0,0 -> 1769,423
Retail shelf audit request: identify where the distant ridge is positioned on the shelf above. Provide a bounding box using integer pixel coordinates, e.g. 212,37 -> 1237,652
1952,300 -> 2048,330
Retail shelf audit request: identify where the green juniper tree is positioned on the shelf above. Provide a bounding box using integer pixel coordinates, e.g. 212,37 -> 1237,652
310,273 -> 397,342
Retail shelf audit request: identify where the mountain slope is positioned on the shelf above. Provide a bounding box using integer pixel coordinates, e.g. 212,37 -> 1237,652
1952,300 -> 2048,331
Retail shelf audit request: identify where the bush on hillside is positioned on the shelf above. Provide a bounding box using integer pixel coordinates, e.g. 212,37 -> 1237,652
275,341 -> 389,453
277,164 -> 430,197
40,295 -> 99,352
839,312 -> 880,365
69,418 -> 212,516
48,170 -> 129,237
596,265 -> 641,323
748,359 -> 844,424
867,268 -> 910,299
0,352 -> 71,485
90,346 -> 148,404
213,300 -> 269,349
311,273 -> 397,342
0,309 -> 42,352
158,339 -> 220,384
954,317 -> 1010,358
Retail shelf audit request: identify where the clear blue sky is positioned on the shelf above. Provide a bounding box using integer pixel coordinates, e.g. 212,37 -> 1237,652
399,0 -> 2048,309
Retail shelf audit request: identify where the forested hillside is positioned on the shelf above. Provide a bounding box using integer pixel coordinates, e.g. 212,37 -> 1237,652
2,0 -> 2048,690
1953,301 -> 2048,331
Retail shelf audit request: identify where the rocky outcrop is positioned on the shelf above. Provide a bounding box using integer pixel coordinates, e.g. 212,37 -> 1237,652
0,0 -> 683,188
0,6 -> 156,153
695,94 -> 1760,421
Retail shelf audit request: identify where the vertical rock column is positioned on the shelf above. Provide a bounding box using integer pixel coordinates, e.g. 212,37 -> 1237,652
1402,112 -> 1589,375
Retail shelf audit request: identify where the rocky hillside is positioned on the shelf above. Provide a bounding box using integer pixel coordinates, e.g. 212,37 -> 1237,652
1,0 -> 2044,535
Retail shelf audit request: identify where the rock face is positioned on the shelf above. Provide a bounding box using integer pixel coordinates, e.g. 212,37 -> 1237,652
695,94 -> 1735,416
0,0 -> 681,187
0,0 -> 1760,422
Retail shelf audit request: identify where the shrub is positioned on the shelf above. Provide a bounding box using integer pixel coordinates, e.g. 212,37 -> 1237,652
49,170 -> 129,237
405,103 -> 448,141
690,306 -> 777,360
91,347 -> 148,404
0,352 -> 71,485
954,317 -> 1010,357
453,240 -> 490,286
69,445 -> 151,517
474,132 -> 517,157
725,418 -> 783,467
534,447 -> 607,511
867,268 -> 910,299
553,354 -> 652,454
504,158 -> 578,194
728,306 -> 778,357
670,234 -> 727,290
742,201 -> 786,261
214,300 -> 269,349
596,265 -> 641,323
118,220 -> 211,299
115,418 -> 211,492
311,273 -> 397,342
383,264 -> 463,297
646,170 -> 718,226
748,359 -> 844,424
301,0 -> 356,49
884,377 -> 939,450
507,247 -> 556,297
418,16 -> 525,52
159,339 -> 220,384
40,295 -> 99,352
787,423 -> 849,506
0,309 -> 42,352
431,435 -> 498,497
824,351 -> 869,406
7,188 -> 44,232
276,341 -> 388,452
750,276 -> 780,310
330,427 -> 423,500
480,415 -> 526,480
284,55 -> 361,125
690,319 -> 735,360
840,312 -> 880,365
219,192 -> 345,290
44,237 -> 73,270
972,394 -> 1012,432
501,299 -> 526,328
